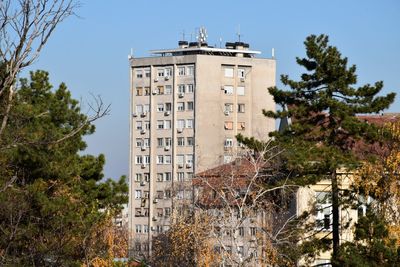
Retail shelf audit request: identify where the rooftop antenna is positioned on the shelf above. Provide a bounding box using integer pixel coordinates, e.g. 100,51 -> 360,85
272,48 -> 275,59
180,30 -> 186,41
128,48 -> 134,59
197,26 -> 208,44
219,37 -> 223,48
236,25 -> 242,42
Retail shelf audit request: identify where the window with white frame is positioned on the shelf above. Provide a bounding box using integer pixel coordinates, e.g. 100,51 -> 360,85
165,85 -> 172,94
187,101 -> 194,111
165,68 -> 172,77
237,86 -> 245,96
144,121 -> 150,130
250,227 -> 256,236
165,190 -> 171,198
176,155 -> 184,165
157,103 -> 164,112
187,137 -> 194,146
143,225 -> 149,233
135,190 -> 142,199
164,120 -> 171,129
315,191 -> 332,231
186,154 -> 193,164
238,103 -> 245,113
178,67 -> 186,76
164,155 -> 171,164
145,69 -> 150,78
187,84 -> 194,93
142,155 -> 149,164
186,119 -> 193,128
224,155 -> 232,163
165,172 -> 171,181
165,137 -> 172,146
157,155 -> 164,164
177,137 -> 185,146
143,138 -> 150,147
224,67 -> 234,77
157,120 -> 164,129
177,119 -> 185,129
224,138 -> 234,147
157,138 -> 163,147
136,121 -> 143,130
136,70 -> 143,78
177,102 -> 185,111
187,65 -> 194,76
165,102 -> 172,111
144,173 -> 150,182
238,68 -> 245,78
225,103 -> 233,112
224,86 -> 234,95
135,173 -> 142,182
136,104 -> 143,114
135,224 -> 142,233
165,207 -> 171,217
157,173 -> 163,182
143,104 -> 150,113
136,138 -> 143,147
177,190 -> 184,199
177,172 -> 184,182
135,155 -> 142,164
157,69 -> 164,77
178,84 -> 185,93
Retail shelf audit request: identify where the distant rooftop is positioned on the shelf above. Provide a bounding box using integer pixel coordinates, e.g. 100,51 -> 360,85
150,41 -> 261,58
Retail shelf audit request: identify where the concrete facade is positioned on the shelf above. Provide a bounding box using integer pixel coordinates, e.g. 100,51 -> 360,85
128,40 -> 276,257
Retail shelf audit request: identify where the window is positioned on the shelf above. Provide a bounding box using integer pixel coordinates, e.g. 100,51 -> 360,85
176,155 -> 184,165
238,103 -> 245,113
315,191 -> 332,231
165,172 -> 171,181
177,119 -> 185,129
157,138 -> 163,147
165,207 -> 171,217
238,68 -> 245,78
177,190 -> 184,199
157,208 -> 163,217
135,208 -> 142,216
157,69 -> 164,77
177,137 -> 185,146
157,86 -> 164,95
144,87 -> 150,95
135,242 -> 141,251
165,137 -> 172,146
238,227 -> 245,237
156,191 -> 163,199
135,190 -> 142,199
143,138 -> 150,147
135,156 -> 142,164
136,121 -> 142,130
224,138 -> 233,147
238,122 -> 246,130
136,138 -> 143,147
238,246 -> 244,257
157,173 -> 163,182
224,121 -> 233,130
186,154 -> 193,164
177,172 -> 185,182
178,84 -> 185,93
144,104 -> 150,113
136,70 -> 143,78
187,172 -> 193,179
164,120 -> 171,129
224,155 -> 232,163
157,103 -> 164,112
250,227 -> 256,236
177,102 -> 185,111
186,119 -> 193,128
135,104 -> 143,114
135,224 -> 142,233
224,67 -> 234,77
237,86 -> 245,96
178,66 -> 186,76
157,120 -> 164,129
165,85 -> 172,94
143,191 -> 149,199
136,87 -> 143,96
225,103 -> 233,112
224,86 -> 234,95
165,190 -> 171,198
135,173 -> 142,182
164,155 -> 171,164
144,155 -> 150,164
187,137 -> 194,146
187,84 -> 194,93
157,155 -> 164,164
143,225 -> 149,233
187,65 -> 194,76
144,173 -> 150,182
145,69 -> 150,78
187,101 -> 194,111
165,102 -> 172,111
144,121 -> 150,130
156,225 -> 163,233
144,208 -> 149,216
165,68 -> 172,77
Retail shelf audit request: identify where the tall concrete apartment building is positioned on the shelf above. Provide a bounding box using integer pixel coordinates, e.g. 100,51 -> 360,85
128,33 -> 276,257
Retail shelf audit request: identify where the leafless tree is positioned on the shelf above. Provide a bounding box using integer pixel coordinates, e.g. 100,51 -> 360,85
0,0 -> 79,137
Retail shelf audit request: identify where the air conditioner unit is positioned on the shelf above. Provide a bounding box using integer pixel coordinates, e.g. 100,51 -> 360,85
164,111 -> 170,116
178,163 -> 184,168
240,77 -> 245,82
132,113 -> 138,117
140,181 -> 145,186
154,78 -> 158,82
224,110 -> 230,116
151,226 -> 156,231
178,92 -> 185,98
141,146 -> 146,151
140,112 -> 147,117
152,216 -> 157,221
140,129 -> 146,134
152,90 -> 158,95
177,128 -> 183,133
141,163 -> 146,169
164,146 -> 170,151
186,163 -> 192,168
165,76 -> 170,80
153,198 -> 158,204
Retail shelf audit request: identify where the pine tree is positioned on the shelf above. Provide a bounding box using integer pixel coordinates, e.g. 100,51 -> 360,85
238,34 -> 395,265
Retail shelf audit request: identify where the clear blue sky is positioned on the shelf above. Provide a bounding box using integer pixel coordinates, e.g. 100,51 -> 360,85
27,0 -> 400,180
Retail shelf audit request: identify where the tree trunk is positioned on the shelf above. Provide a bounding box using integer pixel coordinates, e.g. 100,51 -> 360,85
331,171 -> 340,266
